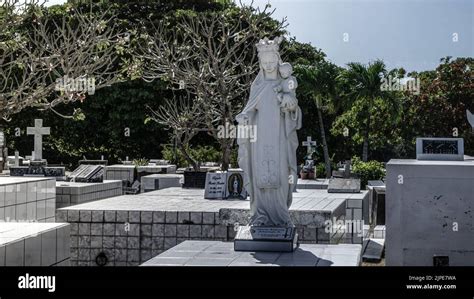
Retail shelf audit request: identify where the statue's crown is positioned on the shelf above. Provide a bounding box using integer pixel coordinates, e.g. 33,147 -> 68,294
256,37 -> 283,54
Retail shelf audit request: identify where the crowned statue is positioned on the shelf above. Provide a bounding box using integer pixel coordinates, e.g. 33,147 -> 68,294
236,37 -> 302,228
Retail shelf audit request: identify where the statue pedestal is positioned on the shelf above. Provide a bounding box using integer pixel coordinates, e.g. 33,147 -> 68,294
234,225 -> 298,252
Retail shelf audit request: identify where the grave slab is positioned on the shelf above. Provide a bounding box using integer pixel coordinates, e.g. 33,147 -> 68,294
104,165 -> 136,184
296,179 -> 329,190
56,180 -> 122,208
141,174 -> 182,193
141,240 -> 362,266
137,165 -> 177,175
327,178 -> 361,193
0,222 -> 70,266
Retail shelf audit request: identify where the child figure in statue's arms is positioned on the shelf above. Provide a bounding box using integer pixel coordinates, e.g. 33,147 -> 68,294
274,62 -> 298,113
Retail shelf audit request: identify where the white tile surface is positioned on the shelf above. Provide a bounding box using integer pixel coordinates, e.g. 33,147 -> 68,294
5,239 -> 24,266
142,241 -> 362,267
0,186 -> 5,207
41,229 -> 57,266
24,235 -> 41,266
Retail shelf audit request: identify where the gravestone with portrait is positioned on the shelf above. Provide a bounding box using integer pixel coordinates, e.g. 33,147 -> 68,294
204,169 -> 248,199
234,37 -> 302,252
225,169 -> 248,199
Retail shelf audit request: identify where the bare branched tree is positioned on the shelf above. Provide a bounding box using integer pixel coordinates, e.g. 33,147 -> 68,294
136,1 -> 287,170
147,93 -> 207,171
1,4 -> 127,119
0,1 -> 127,169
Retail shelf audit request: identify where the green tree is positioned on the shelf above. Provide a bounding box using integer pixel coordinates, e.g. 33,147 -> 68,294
334,60 -> 399,161
295,60 -> 341,177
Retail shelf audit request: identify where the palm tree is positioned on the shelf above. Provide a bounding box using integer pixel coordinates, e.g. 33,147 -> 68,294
338,60 -> 391,161
295,61 -> 340,178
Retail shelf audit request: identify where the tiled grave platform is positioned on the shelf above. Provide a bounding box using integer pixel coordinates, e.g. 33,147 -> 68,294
56,188 -> 361,266
141,174 -> 183,193
296,179 -> 329,190
56,180 -> 122,208
0,177 -> 56,222
0,222 -> 70,266
141,240 -> 362,266
137,165 -> 177,175
104,165 -> 136,184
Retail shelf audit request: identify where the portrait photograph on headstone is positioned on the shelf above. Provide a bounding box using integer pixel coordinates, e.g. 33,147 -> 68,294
0,0 -> 472,297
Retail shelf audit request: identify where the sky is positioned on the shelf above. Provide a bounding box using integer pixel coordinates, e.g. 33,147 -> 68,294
45,0 -> 473,72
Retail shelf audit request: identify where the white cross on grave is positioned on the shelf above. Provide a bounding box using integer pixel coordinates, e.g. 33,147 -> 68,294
302,136 -> 317,155
14,151 -> 20,167
26,119 -> 50,161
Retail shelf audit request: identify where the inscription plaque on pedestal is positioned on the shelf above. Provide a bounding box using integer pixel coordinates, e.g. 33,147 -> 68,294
234,225 -> 298,252
416,138 -> 464,161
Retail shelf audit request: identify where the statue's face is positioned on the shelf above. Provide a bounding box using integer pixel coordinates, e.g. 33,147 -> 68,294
260,52 -> 279,74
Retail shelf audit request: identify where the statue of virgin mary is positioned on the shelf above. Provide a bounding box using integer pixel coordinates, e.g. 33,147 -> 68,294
236,37 -> 302,227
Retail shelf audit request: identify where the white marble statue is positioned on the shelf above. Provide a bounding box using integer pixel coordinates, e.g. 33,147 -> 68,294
236,37 -> 302,227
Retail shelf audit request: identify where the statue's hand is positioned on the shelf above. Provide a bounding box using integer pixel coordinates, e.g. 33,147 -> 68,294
281,95 -> 297,111
236,113 -> 249,125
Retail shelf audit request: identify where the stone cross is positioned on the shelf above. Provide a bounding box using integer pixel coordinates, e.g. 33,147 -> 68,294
344,160 -> 351,178
26,119 -> 50,161
0,131 -> 4,147
302,136 -> 317,155
14,151 -> 20,167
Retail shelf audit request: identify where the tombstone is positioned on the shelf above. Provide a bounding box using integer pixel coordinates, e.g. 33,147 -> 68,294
9,119 -> 65,178
204,172 -> 227,199
300,136 -> 317,179
68,164 -> 104,183
327,178 -> 361,193
416,137 -> 464,161
344,160 -> 351,178
225,169 -> 248,199
122,156 -> 133,165
0,131 -> 5,148
302,136 -> 317,156
204,169 -> 248,200
26,119 -> 50,162
367,180 -> 386,226
14,151 -> 20,167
